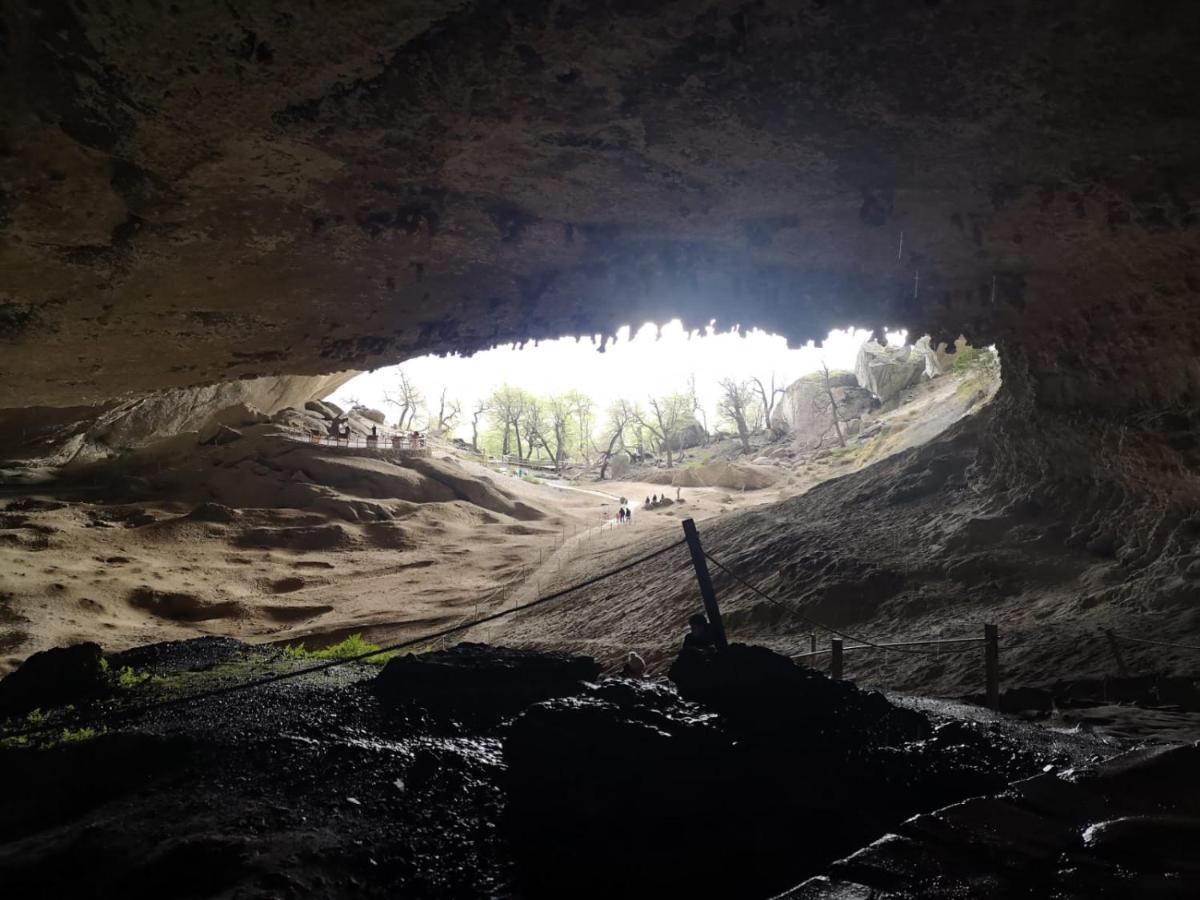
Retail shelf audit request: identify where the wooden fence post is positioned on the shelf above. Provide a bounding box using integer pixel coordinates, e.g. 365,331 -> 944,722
984,623 -> 1000,710
830,638 -> 843,680
681,518 -> 728,650
810,633 -> 817,654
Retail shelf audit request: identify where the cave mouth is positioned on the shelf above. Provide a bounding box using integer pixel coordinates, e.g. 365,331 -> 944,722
321,321 -> 987,465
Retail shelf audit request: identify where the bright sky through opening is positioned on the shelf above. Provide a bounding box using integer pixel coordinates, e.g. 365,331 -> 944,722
330,322 -> 907,438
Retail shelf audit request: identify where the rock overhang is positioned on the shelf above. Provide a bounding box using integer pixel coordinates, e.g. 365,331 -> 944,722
0,0 -> 1197,413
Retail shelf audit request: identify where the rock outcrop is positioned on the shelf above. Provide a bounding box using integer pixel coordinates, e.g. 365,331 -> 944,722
0,642 -> 105,718
374,642 -> 599,720
663,422 -> 707,452
854,342 -> 926,403
506,646 -> 1044,898
0,372 -> 355,463
774,370 -> 876,448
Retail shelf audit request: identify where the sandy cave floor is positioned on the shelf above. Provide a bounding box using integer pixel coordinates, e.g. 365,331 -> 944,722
0,451 -> 783,674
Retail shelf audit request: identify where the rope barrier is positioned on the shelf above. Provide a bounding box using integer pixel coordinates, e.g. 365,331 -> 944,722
0,538 -> 687,742
1109,633 -> 1200,653
793,636 -> 985,658
702,549 -> 967,657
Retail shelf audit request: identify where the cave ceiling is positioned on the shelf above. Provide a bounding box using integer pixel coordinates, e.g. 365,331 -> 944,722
2,0 -> 1198,409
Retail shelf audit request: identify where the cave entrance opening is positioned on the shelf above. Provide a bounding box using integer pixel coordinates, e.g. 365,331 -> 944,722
323,321 -> 999,481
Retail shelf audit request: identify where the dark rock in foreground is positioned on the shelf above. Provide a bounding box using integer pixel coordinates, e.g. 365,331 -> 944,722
0,642 -> 106,718
670,642 -> 931,743
782,743 -> 1200,899
506,645 -> 1036,899
1,638 -> 1177,899
374,642 -> 600,722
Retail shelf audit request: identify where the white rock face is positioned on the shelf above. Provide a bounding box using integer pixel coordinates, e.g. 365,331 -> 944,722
774,372 -> 875,449
0,372 -> 357,464
854,343 -> 925,403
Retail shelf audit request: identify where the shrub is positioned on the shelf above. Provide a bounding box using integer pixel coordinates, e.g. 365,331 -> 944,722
951,346 -> 991,373
59,726 -> 100,744
116,666 -> 155,689
283,633 -> 396,666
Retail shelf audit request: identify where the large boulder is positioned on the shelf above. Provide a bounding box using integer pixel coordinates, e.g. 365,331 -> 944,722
606,451 -> 631,478
356,407 -> 387,424
373,643 -> 599,721
0,642 -> 106,718
663,421 -> 706,452
854,341 -> 926,403
304,400 -> 336,420
773,372 -> 876,449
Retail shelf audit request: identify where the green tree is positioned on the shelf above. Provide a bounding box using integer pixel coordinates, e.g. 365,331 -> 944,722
636,393 -> 692,466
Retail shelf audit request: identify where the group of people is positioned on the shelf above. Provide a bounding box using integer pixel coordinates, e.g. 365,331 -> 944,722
616,505 -> 634,524
390,430 -> 425,449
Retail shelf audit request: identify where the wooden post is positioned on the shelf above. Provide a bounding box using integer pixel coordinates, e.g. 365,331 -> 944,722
830,638 -> 843,680
810,633 -> 817,654
680,518 -> 728,650
984,623 -> 1000,710
1103,628 -> 1131,678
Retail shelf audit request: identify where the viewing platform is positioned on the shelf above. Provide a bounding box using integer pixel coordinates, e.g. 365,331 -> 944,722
304,433 -> 433,460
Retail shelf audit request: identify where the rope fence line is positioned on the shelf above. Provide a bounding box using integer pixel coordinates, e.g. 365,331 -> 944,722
790,637 -> 986,659
695,544 -> 998,703
702,549 -> 971,657
1107,633 -> 1200,653
0,539 -> 687,742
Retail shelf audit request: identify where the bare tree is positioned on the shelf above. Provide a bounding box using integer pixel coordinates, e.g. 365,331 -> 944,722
637,393 -> 691,467
469,398 -> 489,451
812,362 -> 846,448
383,369 -> 424,430
717,378 -> 756,454
686,373 -> 709,444
752,374 -> 786,430
432,387 -> 461,434
598,399 -> 636,480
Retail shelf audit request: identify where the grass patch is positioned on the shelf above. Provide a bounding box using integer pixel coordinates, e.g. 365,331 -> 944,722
115,666 -> 157,689
522,473 -> 543,485
950,345 -> 994,374
58,726 -> 100,744
283,633 -> 396,666
0,708 -> 102,750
